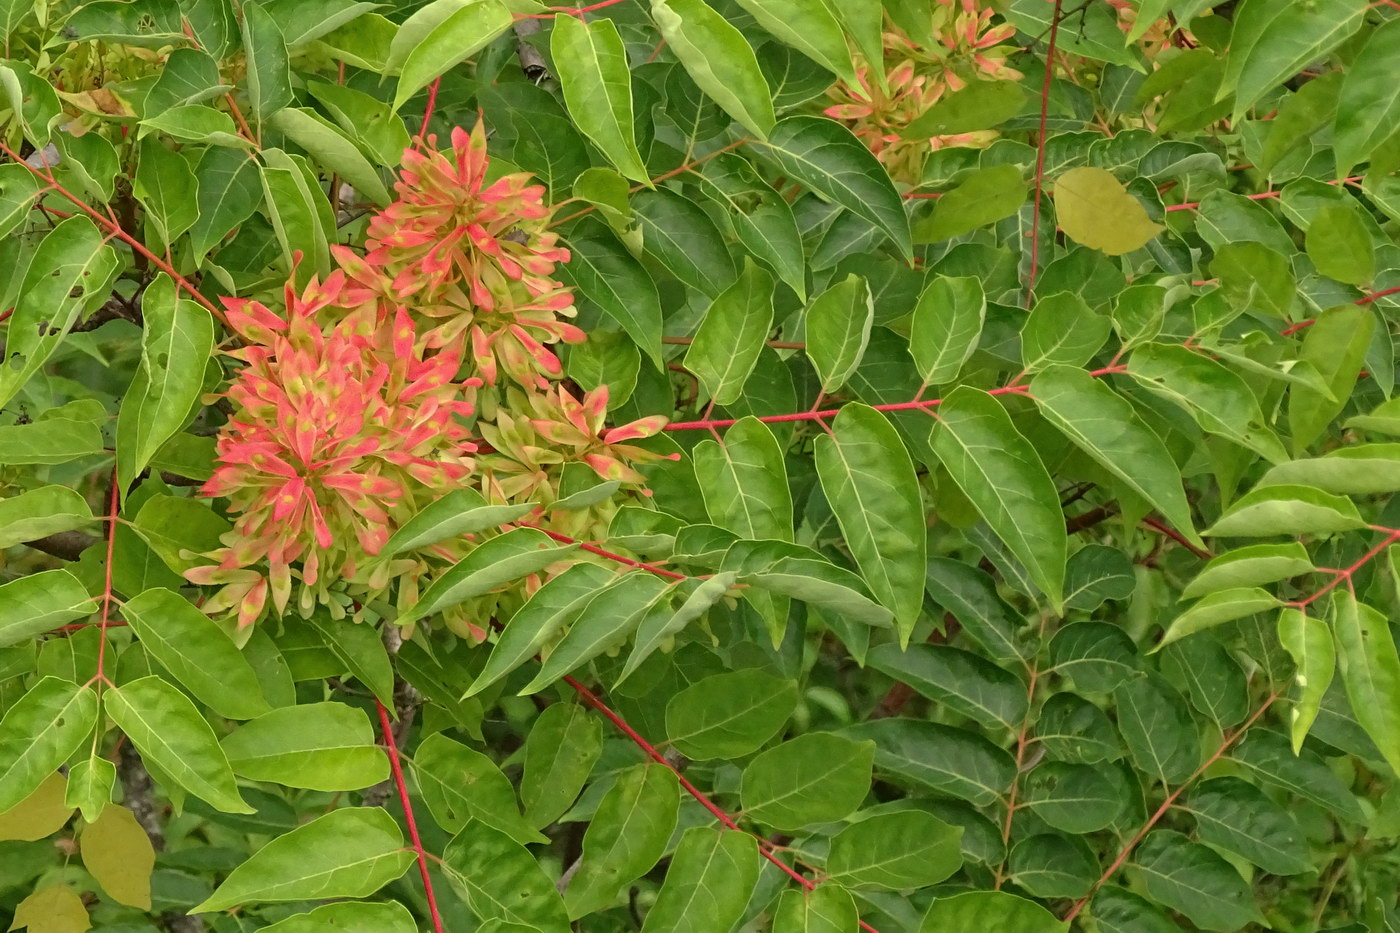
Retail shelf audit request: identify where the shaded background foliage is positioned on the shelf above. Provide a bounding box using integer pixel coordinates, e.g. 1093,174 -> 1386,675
2,0 -> 1400,932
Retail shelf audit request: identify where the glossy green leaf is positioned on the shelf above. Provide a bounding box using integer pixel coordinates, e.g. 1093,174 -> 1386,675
931,387 -> 1066,611
827,810 -> 962,890
751,116 -> 912,259
772,884 -> 860,933
1180,776 -> 1309,875
693,417 -> 793,541
404,529 -> 576,623
817,403 -> 927,642
393,0 -> 513,110
903,78 -> 1026,137
1157,587 -> 1283,649
192,808 -> 413,912
1035,692 -> 1121,764
1159,636 -> 1249,727
0,678 -> 98,814
691,155 -> 806,299
521,702 -> 603,829
0,571 -> 98,647
0,164 -> 43,239
665,669 -> 796,759
121,587 -> 268,721
413,733 -> 544,845
631,186 -> 736,298
521,574 -> 672,693
868,643 -> 1026,729
1278,607 -> 1335,753
1184,543 -> 1314,598
739,557 -> 894,629
1114,673 -> 1200,784
618,573 -> 734,684
1290,307 -> 1375,453
1024,761 -> 1126,834
220,702 -> 387,791
64,755 -> 115,826
1089,887 -> 1181,933
105,677 -> 251,815
651,0 -> 775,139
1204,483 -> 1365,537
259,902 -> 417,933
804,274 -> 873,394
383,488 -> 534,556
909,274 -> 984,387
240,1 -> 294,122
559,223 -> 664,368
925,559 -> 1025,663
1332,591 -> 1400,775
639,827 -> 759,933
1009,833 -> 1098,899
1306,205 -> 1373,286
732,0 -> 855,89
919,163 -> 1026,243
1230,730 -> 1364,821
268,107 -> 391,205
684,259 -> 776,406
740,733 -> 873,829
551,15 -> 647,182
1131,830 -> 1263,932
844,719 -> 1014,807
565,764 -> 679,918
1333,17 -> 1400,179
919,890 -> 1068,933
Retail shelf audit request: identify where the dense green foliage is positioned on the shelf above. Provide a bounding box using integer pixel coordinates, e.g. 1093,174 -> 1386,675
3,0 -> 1400,931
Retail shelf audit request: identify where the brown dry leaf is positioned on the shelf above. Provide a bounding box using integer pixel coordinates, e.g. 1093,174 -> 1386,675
9,885 -> 90,933
80,804 -> 155,910
0,773 -> 73,842
1053,166 -> 1165,256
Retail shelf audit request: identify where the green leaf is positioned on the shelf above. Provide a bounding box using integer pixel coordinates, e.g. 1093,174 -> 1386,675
1053,167 -> 1164,256
0,678 -> 99,814
558,224 -> 664,368
693,417 -> 793,542
240,1 -> 294,122
909,275 -> 984,387
189,147 -> 262,257
1290,307 -> 1376,454
551,15 -> 647,182
413,733 -> 545,845
692,154 -> 805,299
684,260 -> 775,406
919,891 -> 1068,933
1114,673 -> 1200,784
105,677 -> 251,815
867,643 -> 1026,729
827,810 -> 962,890
650,0 -> 775,139
404,528 -> 576,623
1305,205 -> 1373,286
1024,761 -> 1126,834
1020,292 -> 1111,373
1035,692 -> 1121,764
903,79 -> 1027,138
631,187 -> 736,298
1204,483 -> 1365,537
306,80 -> 411,166
1180,776 -> 1309,876
1063,545 -> 1135,611
1211,241 -> 1295,320
1262,444 -> 1400,496
1157,587 -> 1283,649
383,488 -> 534,556
259,902 -> 417,933
843,719 -> 1014,807
1089,887 -> 1181,933
0,216 -> 120,411
740,733 -> 873,829
220,702 -> 387,792
1333,17 -> 1400,179
750,116 -> 912,260
1230,730 -> 1364,821
140,104 -> 249,146
739,557 -> 894,629
393,0 -> 513,110
440,821 -> 572,930
565,764 -> 679,918
931,387 -> 1066,612
1131,830 -> 1263,932
121,588 -> 268,721
804,274 -> 873,394
925,559 -> 1025,663
115,278 -> 215,497
1184,543 -> 1314,598
521,574 -> 672,693
817,403 -> 927,642
521,702 -> 602,829
192,808 -> 414,913
1009,833 -> 1097,899
1128,342 -> 1288,464
64,754 -> 114,825
0,571 -> 98,647
1278,607 -> 1335,753
469,563 -> 615,697
665,669 -> 796,759
0,163 -> 42,238
1221,0 -> 1368,123
268,108 -> 391,205
639,827 -> 759,933
731,0 -> 855,89
919,163 -> 1026,243
619,574 -> 734,685
1332,591 -> 1400,775
772,884 -> 860,933
1159,636 -> 1250,727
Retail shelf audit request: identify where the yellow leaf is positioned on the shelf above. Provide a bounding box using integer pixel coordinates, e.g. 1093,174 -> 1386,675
0,773 -> 73,842
9,885 -> 90,933
80,805 -> 155,910
1053,166 -> 1165,256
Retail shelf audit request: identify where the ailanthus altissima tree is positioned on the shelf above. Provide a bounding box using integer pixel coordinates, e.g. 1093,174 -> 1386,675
4,1 -> 1400,931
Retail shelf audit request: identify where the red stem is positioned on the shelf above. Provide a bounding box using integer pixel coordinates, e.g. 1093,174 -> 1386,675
1166,176 -> 1364,213
1291,529 -> 1400,609
1141,516 -> 1213,560
1025,0 -> 1064,307
90,468 -> 120,691
1282,285 -> 1400,336
375,698 -> 446,933
523,523 -> 688,580
564,675 -> 884,933
418,78 -> 442,144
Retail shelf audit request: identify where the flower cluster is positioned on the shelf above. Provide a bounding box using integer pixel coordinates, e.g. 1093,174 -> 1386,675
824,0 -> 1022,184
191,126 -> 670,630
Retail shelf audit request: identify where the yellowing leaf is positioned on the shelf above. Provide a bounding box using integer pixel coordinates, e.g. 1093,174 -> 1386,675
0,772 -> 72,842
9,885 -> 90,933
80,804 -> 155,910
1053,167 -> 1164,256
